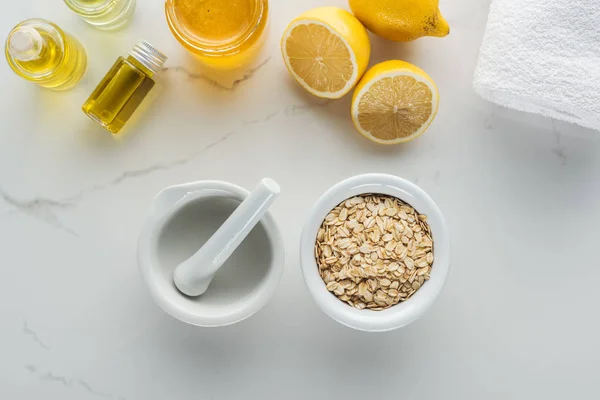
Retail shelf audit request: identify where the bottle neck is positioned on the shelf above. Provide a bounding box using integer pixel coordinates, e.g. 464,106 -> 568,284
128,41 -> 167,75
7,27 -> 44,62
63,0 -> 116,15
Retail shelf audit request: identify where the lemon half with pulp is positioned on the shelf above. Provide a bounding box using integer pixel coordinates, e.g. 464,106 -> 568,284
281,7 -> 370,99
351,60 -> 439,145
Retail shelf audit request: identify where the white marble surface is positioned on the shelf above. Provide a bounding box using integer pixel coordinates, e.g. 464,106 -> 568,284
1,0 -> 600,399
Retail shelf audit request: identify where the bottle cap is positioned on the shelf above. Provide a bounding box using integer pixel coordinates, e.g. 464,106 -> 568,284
7,27 -> 43,62
129,41 -> 167,74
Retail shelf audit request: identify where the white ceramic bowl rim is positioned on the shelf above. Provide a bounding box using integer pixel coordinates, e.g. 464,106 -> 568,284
299,173 -> 450,332
138,180 -> 285,327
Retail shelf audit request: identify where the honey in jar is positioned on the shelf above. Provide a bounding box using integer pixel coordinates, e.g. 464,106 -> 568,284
165,0 -> 268,69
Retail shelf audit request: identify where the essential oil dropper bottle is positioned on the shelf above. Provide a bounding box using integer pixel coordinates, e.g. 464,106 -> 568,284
82,41 -> 167,134
64,0 -> 136,30
5,19 -> 87,90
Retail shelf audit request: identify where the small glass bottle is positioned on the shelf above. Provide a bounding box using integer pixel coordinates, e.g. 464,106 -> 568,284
165,0 -> 268,69
82,41 -> 167,134
63,0 -> 136,30
5,19 -> 87,90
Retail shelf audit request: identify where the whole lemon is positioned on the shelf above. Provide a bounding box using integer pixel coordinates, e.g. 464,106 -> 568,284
348,0 -> 450,42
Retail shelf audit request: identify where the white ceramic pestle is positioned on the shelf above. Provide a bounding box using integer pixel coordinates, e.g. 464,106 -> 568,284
173,178 -> 281,297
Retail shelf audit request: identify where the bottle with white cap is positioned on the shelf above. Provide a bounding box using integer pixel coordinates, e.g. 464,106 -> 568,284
82,41 -> 167,134
4,19 -> 87,90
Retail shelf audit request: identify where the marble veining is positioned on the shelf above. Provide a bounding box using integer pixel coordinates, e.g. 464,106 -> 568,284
163,57 -> 271,91
551,123 -> 568,166
22,321 -> 50,350
0,95 -> 333,227
25,365 -> 127,400
0,188 -> 79,236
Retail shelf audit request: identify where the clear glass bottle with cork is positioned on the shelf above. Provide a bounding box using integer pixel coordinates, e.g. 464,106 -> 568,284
63,0 -> 136,30
82,41 -> 167,134
4,18 -> 87,90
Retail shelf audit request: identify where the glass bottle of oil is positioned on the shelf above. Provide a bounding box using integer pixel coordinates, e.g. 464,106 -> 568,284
63,0 -> 136,30
165,0 -> 268,69
82,41 -> 167,134
5,19 -> 87,90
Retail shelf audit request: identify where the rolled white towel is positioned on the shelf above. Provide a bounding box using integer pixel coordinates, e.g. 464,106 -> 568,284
473,0 -> 600,132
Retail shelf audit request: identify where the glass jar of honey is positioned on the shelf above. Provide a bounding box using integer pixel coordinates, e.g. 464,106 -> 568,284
165,0 -> 268,69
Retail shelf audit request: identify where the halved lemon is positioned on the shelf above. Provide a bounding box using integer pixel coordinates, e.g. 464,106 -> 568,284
351,60 -> 439,144
281,7 -> 370,99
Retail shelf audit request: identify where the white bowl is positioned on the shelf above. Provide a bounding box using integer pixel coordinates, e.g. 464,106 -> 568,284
138,180 -> 285,327
299,174 -> 450,332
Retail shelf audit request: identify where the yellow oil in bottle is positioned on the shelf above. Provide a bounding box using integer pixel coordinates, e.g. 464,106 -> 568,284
63,0 -> 136,30
165,0 -> 268,69
82,41 -> 167,134
5,19 -> 87,90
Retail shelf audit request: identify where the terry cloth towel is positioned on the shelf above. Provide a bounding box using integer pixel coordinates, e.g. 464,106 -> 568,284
473,0 -> 600,132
